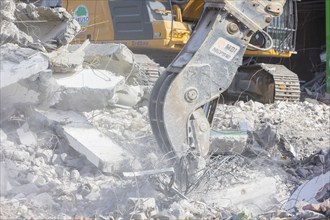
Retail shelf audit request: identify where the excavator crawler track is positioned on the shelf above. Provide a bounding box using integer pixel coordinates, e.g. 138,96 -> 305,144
270,65 -> 301,102
224,64 -> 300,103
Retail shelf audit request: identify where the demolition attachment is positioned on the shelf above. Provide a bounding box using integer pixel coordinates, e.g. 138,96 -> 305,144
149,0 -> 287,191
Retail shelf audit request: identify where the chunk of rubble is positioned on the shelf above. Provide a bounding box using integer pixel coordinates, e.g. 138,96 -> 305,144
17,122 -> 37,146
52,69 -> 124,111
127,198 -> 158,219
204,177 -> 277,213
48,40 -> 89,74
0,20 -> 35,48
30,192 -> 56,209
1,0 -> 80,51
0,0 -> 16,21
0,44 -> 48,88
35,109 -> 137,173
68,43 -> 134,74
68,43 -> 147,85
210,130 -> 248,154
0,0 -> 40,50
284,170 -> 330,212
0,157 -> 12,196
115,84 -> 144,107
14,3 -> 81,51
0,44 -> 58,121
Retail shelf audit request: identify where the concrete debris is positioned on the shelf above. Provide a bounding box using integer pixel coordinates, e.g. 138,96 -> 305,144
204,177 -> 277,211
1,1 -> 329,219
52,69 -> 124,111
127,198 -> 158,219
30,192 -> 55,209
303,200 -> 330,217
0,162 -> 12,197
68,43 -> 156,86
17,122 -> 37,146
0,43 -> 56,121
115,84 -> 144,107
14,3 -> 81,51
68,43 -> 135,76
35,109 -> 137,173
301,50 -> 330,104
284,170 -> 330,212
210,130 -> 248,154
165,200 -> 213,219
48,47 -> 84,73
0,0 -> 16,22
0,20 -> 35,48
1,0 -> 80,52
215,100 -> 330,160
0,44 -> 49,89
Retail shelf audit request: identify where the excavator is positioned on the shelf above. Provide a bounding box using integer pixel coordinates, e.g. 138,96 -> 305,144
38,0 -> 301,192
47,0 -> 301,104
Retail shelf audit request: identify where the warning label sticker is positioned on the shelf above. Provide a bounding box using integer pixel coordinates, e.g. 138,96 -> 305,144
210,38 -> 240,61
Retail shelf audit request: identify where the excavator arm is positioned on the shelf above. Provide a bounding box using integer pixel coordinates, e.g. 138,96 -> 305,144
149,0 -> 287,190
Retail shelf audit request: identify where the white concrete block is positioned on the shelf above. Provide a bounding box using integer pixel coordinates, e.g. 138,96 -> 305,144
68,44 -> 134,74
17,123 -> 37,146
210,130 -> 248,154
0,129 -> 8,141
284,170 -> 330,212
204,177 -> 277,207
63,126 -> 130,173
0,162 -> 12,196
53,69 -> 124,111
0,44 -> 49,89
35,109 -> 134,173
30,192 -> 55,209
0,44 -> 57,121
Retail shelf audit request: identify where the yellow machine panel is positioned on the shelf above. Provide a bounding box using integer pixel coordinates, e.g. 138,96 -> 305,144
182,0 -> 204,22
62,0 -> 296,59
63,0 -> 114,42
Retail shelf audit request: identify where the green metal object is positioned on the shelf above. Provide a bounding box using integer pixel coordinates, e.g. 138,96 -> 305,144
327,0 -> 330,92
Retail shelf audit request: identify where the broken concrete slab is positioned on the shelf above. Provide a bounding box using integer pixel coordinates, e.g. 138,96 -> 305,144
284,170 -> 330,212
48,47 -> 84,73
0,44 -> 49,88
204,177 -> 277,213
115,85 -> 144,107
0,20 -> 36,49
0,0 -> 16,22
0,44 -> 58,121
0,0 -> 41,50
68,43 -> 134,74
68,43 -> 148,85
210,130 -> 248,154
1,0 -> 80,51
17,123 -> 37,146
35,109 -> 137,173
52,69 -> 124,111
0,162 -> 12,196
14,3 -> 81,51
127,197 -> 158,219
48,40 -> 89,74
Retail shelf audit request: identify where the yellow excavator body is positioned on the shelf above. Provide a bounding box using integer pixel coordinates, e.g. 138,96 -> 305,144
60,0 -> 300,104
62,0 -> 293,58
63,0 -> 190,53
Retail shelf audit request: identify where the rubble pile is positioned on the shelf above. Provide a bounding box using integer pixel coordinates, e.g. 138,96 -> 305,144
1,1 -> 329,219
83,101 -> 330,219
301,50 -> 330,104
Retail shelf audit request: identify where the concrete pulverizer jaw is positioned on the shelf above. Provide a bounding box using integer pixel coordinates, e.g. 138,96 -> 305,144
148,0 -> 287,192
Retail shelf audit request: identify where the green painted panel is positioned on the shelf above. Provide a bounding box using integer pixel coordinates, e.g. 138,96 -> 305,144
327,0 -> 330,92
